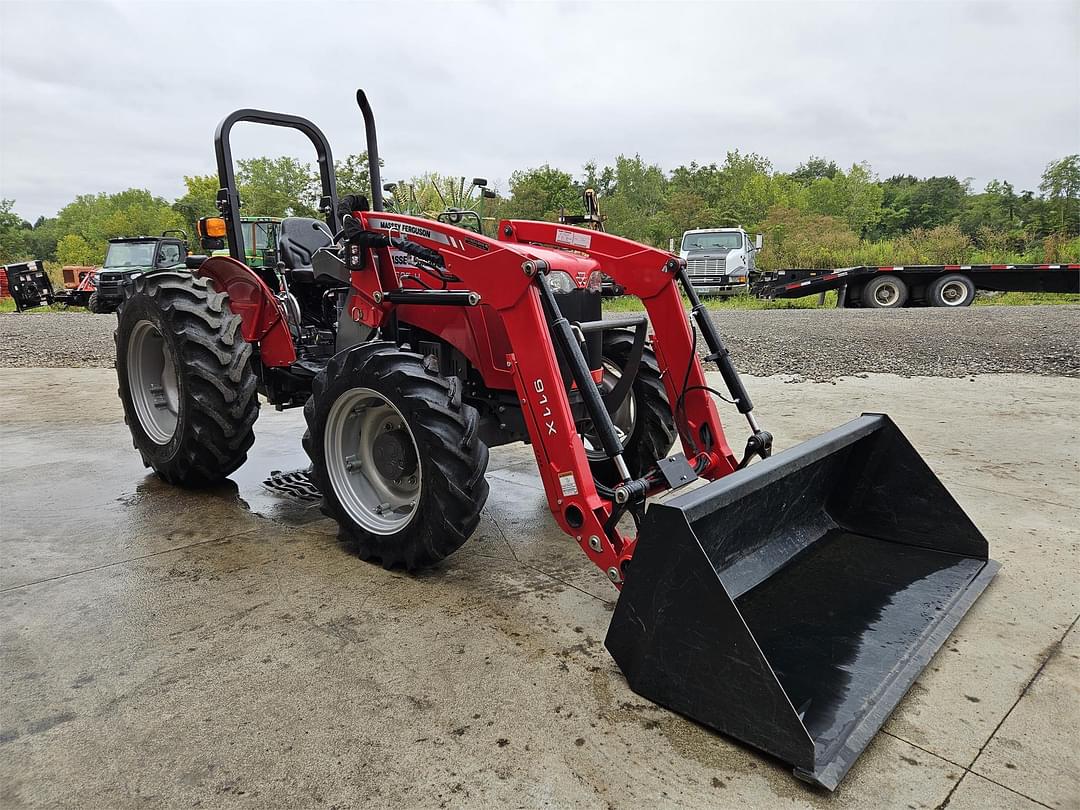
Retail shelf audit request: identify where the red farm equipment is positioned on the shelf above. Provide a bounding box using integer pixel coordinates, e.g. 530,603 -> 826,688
52,265 -> 100,311
112,90 -> 999,789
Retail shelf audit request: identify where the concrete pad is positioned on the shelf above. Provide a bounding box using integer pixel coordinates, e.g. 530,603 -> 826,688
1,367 -> 1077,806
0,515 -> 959,809
880,486 -> 1079,763
739,373 -> 1080,507
943,771 -> 1049,810
0,422 -> 265,590
971,622 -> 1080,808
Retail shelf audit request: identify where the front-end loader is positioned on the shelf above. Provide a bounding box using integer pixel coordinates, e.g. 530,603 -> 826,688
112,90 -> 999,789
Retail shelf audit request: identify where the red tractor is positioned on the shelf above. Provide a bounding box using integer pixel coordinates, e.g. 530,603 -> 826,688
113,90 -> 999,789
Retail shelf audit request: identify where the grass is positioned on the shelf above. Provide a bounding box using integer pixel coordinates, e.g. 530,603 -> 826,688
973,291 -> 1080,307
605,291 -> 837,312
603,289 -> 1079,313
0,299 -> 87,313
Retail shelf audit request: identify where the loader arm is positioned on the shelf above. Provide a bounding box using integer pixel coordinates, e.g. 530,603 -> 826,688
345,211 -> 755,578
500,219 -> 740,475
352,211 -> 643,577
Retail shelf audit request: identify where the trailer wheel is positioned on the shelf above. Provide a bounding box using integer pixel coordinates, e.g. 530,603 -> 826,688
303,344 -> 490,570
861,275 -> 909,309
583,330 -> 677,487
115,272 -> 259,487
928,273 -> 975,307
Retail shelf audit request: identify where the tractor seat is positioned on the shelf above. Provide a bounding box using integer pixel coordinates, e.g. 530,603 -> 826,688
277,217 -> 334,281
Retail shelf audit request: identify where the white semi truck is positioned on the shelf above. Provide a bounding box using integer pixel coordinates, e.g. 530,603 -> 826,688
675,227 -> 763,296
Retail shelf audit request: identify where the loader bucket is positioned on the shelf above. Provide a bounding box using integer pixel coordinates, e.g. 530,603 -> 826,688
606,413 -> 999,790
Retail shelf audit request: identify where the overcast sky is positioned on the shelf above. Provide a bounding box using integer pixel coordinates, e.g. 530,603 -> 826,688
1,0 -> 1077,222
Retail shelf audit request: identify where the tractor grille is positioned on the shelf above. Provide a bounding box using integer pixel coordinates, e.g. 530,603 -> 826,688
686,258 -> 726,277
95,271 -> 128,301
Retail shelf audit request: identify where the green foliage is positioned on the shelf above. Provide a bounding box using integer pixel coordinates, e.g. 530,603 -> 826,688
55,234 -> 98,266
172,174 -> 218,237
334,153 -> 374,198
1039,155 -> 1080,234
235,156 -> 319,219
757,206 -> 861,269
19,189 -> 188,266
505,165 -> 579,222
5,145 -> 1078,276
0,199 -> 31,262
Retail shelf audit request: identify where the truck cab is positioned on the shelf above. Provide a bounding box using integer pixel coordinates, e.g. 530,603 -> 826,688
678,227 -> 762,296
94,232 -> 189,312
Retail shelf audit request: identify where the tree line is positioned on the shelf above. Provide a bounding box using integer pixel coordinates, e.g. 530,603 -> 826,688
2,152 -> 1077,273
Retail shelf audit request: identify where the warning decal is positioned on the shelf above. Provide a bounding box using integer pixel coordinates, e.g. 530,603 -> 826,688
555,229 -> 592,249
558,471 -> 579,496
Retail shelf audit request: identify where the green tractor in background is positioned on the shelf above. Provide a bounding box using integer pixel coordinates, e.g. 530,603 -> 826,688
212,216 -> 283,268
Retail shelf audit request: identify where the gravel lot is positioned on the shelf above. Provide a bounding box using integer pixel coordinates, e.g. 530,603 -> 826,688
1,305 -> 1077,379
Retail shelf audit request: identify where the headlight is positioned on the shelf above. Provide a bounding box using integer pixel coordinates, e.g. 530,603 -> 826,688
547,270 -> 577,294
586,270 -> 604,294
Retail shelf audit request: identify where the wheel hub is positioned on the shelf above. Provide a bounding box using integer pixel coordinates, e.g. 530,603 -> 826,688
942,281 -> 966,304
372,428 -> 418,481
875,283 -> 899,306
324,388 -> 422,535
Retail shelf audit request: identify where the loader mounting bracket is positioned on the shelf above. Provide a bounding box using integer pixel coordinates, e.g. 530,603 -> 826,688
655,453 -> 697,490
738,429 -> 773,469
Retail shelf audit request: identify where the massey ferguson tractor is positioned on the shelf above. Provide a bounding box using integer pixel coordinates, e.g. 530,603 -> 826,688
113,90 -> 999,790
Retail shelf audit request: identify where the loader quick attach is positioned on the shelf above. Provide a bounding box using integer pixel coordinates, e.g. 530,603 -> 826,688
112,88 -> 999,790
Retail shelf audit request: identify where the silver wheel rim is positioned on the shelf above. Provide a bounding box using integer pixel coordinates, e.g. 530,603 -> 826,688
582,361 -> 637,460
127,320 -> 179,445
940,280 -> 968,306
873,281 -> 901,307
325,388 -> 422,534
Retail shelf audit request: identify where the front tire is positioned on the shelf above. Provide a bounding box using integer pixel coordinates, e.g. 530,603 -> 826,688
87,292 -> 102,314
115,272 -> 259,487
583,330 -> 677,487
303,344 -> 489,570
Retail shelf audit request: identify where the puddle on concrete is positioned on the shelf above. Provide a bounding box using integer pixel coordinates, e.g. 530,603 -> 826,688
229,409 -> 326,528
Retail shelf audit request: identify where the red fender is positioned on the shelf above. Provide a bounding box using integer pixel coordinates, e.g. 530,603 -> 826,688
195,257 -> 296,367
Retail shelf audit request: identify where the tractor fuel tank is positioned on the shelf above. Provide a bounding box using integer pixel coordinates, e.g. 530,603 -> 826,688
605,413 -> 999,789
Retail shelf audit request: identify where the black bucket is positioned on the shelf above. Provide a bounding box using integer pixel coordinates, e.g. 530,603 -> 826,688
606,413 -> 999,790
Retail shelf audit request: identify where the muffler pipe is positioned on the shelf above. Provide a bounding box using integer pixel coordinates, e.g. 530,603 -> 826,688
355,89 -> 383,212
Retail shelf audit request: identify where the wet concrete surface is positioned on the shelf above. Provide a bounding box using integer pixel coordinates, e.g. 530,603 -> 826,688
1,368 -> 1077,808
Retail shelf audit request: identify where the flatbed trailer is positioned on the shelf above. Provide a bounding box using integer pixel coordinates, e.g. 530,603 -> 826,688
754,263 -> 1079,308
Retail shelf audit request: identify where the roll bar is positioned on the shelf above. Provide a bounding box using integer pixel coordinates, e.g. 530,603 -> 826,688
213,109 -> 341,262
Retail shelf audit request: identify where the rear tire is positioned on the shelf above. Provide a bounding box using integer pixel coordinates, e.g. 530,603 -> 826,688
584,330 -> 677,487
928,273 -> 975,307
115,272 -> 259,487
303,344 -> 489,570
861,274 -> 909,309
